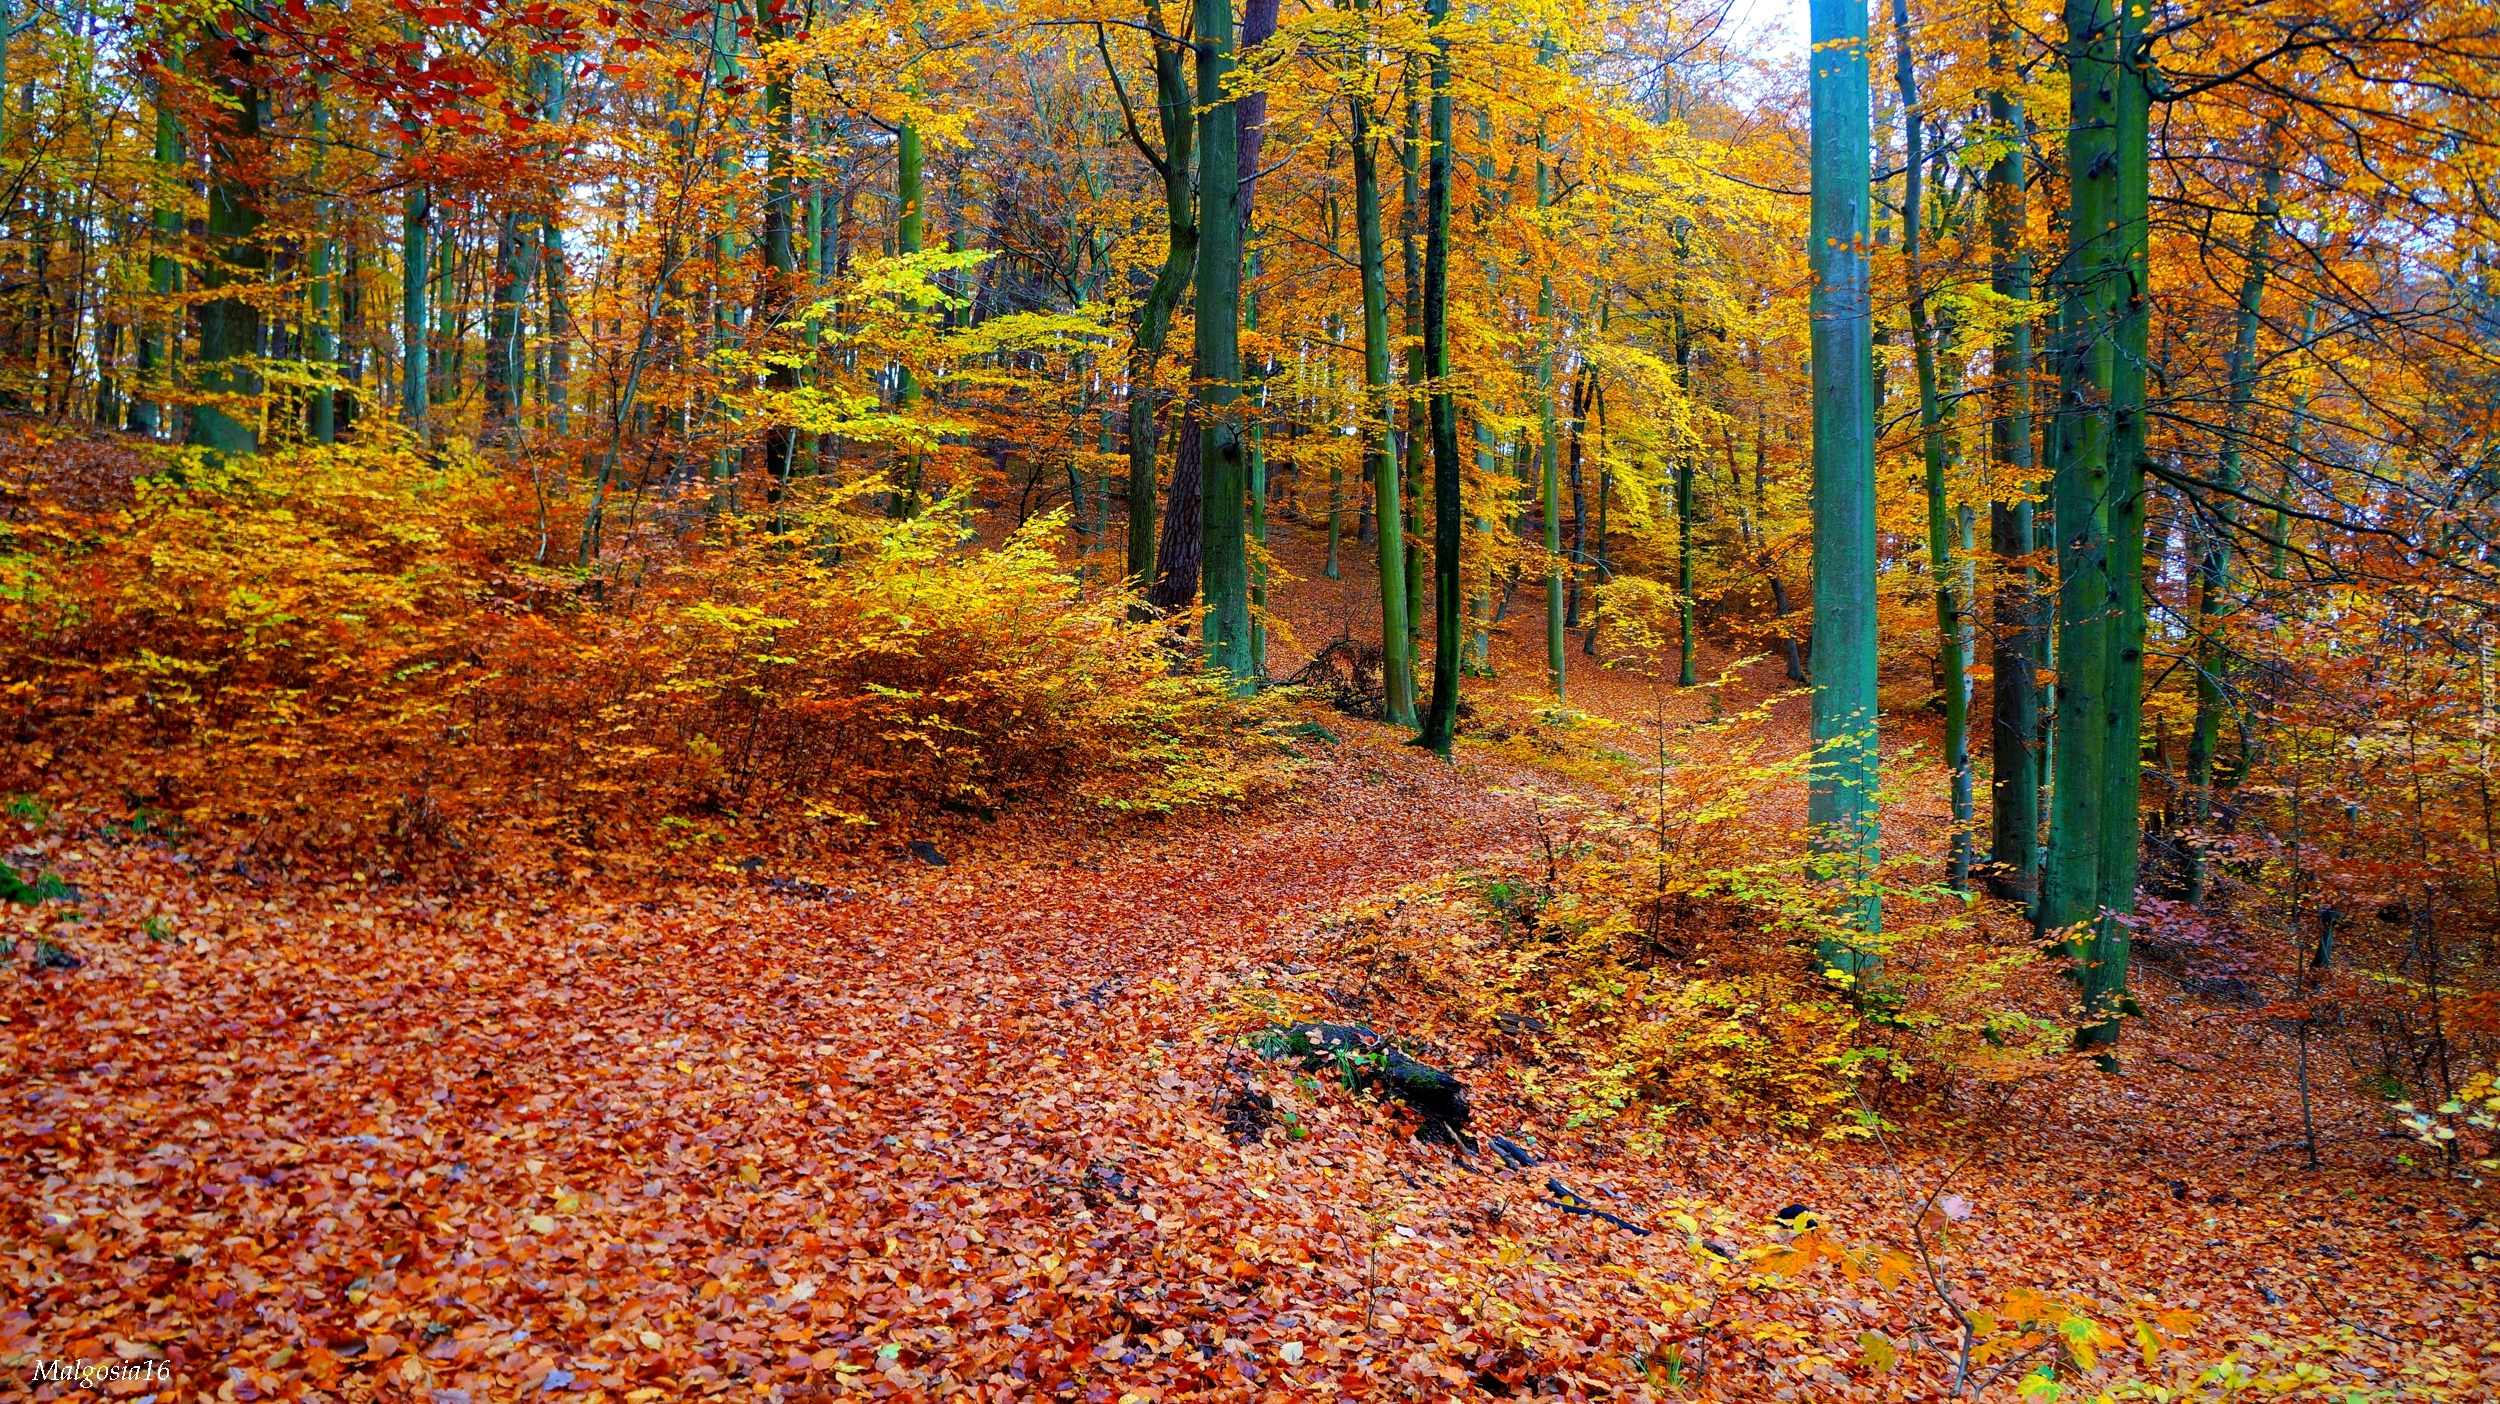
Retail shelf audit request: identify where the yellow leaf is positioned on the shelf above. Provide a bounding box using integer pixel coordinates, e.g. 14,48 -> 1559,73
526,1214 -> 556,1234
2134,1317 -> 2162,1369
638,1329 -> 664,1350
1858,1329 -> 1898,1373
739,1163 -> 762,1186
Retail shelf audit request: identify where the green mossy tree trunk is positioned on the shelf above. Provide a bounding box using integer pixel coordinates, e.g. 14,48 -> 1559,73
1985,0 -> 2041,908
1808,0 -> 1882,966
188,24 -> 266,459
131,46 -> 182,438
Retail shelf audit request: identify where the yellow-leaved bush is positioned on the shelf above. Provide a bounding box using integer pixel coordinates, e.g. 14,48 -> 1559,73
1270,687 -> 2069,1143
0,432 -> 1291,867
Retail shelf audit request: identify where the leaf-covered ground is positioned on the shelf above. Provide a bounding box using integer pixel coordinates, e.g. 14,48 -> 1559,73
8,720 -> 2499,1402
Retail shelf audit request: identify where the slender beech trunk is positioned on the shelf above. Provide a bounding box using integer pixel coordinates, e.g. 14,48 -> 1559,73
1400,82 -> 1426,664
1416,0 -> 1461,755
760,9 -> 799,499
307,85 -> 337,444
1107,17 -> 1196,596
1986,0 -> 2042,906
1894,0 -> 1970,888
402,181 -> 429,427
1672,265 -> 1698,688
1349,18 -> 1416,726
1535,45 -> 1565,700
1809,0 -> 1881,964
131,47 -> 181,437
2186,130 -> 2283,902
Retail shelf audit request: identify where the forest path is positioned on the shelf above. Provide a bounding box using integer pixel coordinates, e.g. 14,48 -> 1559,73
9,724 -> 2496,1401
3,730 -> 1599,1400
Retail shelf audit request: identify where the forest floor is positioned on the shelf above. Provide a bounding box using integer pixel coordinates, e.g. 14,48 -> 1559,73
8,503 -> 2500,1403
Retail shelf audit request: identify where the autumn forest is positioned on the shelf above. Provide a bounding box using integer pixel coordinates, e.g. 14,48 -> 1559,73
4,0 -> 2499,1397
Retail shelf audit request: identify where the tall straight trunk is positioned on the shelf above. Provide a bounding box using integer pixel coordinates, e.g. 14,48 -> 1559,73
485,207 -> 537,429
2185,131 -> 2283,902
1416,0 -> 1461,755
1400,81 -> 1425,663
893,113 -> 924,510
1564,363 -> 1589,629
1809,0 -> 1881,964
1534,49 -> 1565,700
1246,269 -> 1269,672
131,47 -> 181,437
306,86 -> 336,444
1673,284 -> 1698,686
402,182 -> 430,427
761,14 -> 799,498
1349,30 -> 1416,726
189,24 -> 265,458
1583,391 -> 1611,658
1234,0 -> 1279,667
1894,0 -> 1970,888
1193,0 -> 1251,681
2086,0 -> 2153,1053
543,222 -> 571,433
433,214 -> 458,406
2045,0 -> 2147,1054
1112,19 -> 1196,594
1986,0 -> 2041,905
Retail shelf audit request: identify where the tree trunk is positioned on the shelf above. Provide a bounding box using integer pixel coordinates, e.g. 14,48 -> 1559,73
1110,21 -> 1197,596
1985,0 -> 2042,907
1416,0 -> 1461,756
1150,407 -> 1203,615
1894,0 -> 1970,889
1349,27 -> 1416,727
2186,126 -> 2283,903
1808,0 -> 1882,964
188,24 -> 265,458
130,47 -> 181,438
1194,0 -> 1251,681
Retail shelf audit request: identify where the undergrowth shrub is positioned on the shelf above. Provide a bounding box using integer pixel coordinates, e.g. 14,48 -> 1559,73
0,431 -> 1290,868
1226,684 -> 2068,1143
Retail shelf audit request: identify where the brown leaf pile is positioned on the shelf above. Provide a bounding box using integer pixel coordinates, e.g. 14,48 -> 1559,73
6,728 -> 2497,1402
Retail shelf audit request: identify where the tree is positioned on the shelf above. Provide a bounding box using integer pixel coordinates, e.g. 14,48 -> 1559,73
1349,0 -> 1417,728
1415,0 -> 1460,758
1808,0 -> 1881,966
